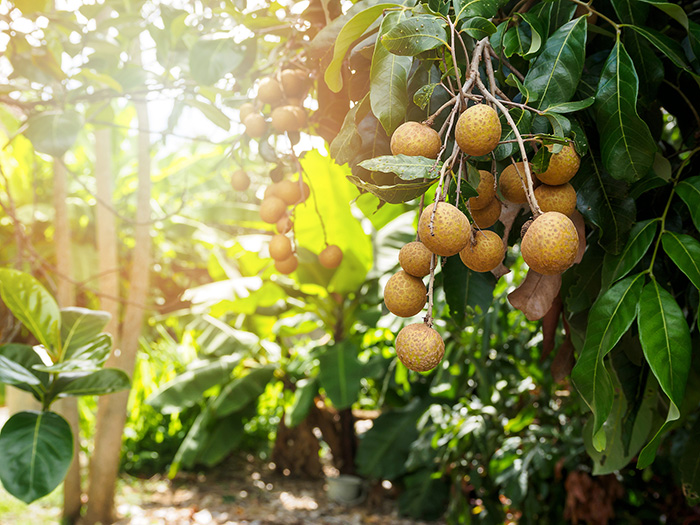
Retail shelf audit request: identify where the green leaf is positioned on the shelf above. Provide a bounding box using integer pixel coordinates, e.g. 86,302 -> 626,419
571,273 -> 645,448
211,365 -> 276,417
0,268 -> 60,354
285,378 -> 319,428
494,107 -> 532,160
197,413 -> 245,467
661,232 -> 700,289
542,97 -> 595,114
676,176 -> 700,232
398,468 -> 450,520
503,24 -> 530,58
60,307 -> 110,360
442,256 -> 496,321
516,12 -> 546,57
453,0 -> 499,21
0,354 -> 43,387
356,402 -> 424,479
359,154 -> 441,180
370,11 -> 413,135
681,418 -> 700,506
601,219 -> 658,288
347,174 -> 437,203
189,38 -> 245,85
33,334 -> 112,373
330,96 -> 370,165
381,14 -> 449,56
638,0 -> 688,29
0,344 -> 48,397
53,368 -> 131,397
317,341 -> 364,410
413,83 -> 441,110
624,25 -> 691,69
636,279 -> 692,468
23,110 -> 83,157
577,157 -> 636,254
460,16 -> 497,40
544,112 -> 571,138
188,99 -> 231,131
523,17 -> 587,110
0,411 -> 73,504
169,406 -> 213,475
594,39 -> 656,182
325,4 -> 398,92
146,355 -> 241,414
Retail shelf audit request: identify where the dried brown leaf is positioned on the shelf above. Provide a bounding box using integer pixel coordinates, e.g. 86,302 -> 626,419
541,294 -> 562,360
571,210 -> 586,264
508,270 -> 562,321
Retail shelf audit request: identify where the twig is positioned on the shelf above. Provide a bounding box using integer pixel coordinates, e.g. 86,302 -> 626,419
424,253 -> 437,328
488,47 -> 525,82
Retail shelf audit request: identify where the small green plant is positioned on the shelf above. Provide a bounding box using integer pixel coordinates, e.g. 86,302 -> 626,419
0,269 -> 130,504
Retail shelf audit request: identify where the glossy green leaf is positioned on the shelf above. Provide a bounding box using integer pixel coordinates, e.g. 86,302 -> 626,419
594,39 -> 656,182
325,4 -> 398,92
169,406 -> 213,475
516,12 -> 546,57
54,368 -> 131,397
317,341 -> 364,410
601,219 -> 658,288
211,365 -> 276,417
547,0 -> 577,35
413,82 -> 441,110
571,273 -> 645,448
638,0 -> 688,29
23,110 -> 83,157
676,176 -> 700,232
189,38 -> 245,85
636,279 -> 692,468
624,25 -> 690,69
503,24 -> 530,58
453,0 -> 499,21
347,174 -> 437,203
542,97 -> 595,114
442,256 -> 496,321
359,154 -> 441,180
381,15 -> 449,56
146,355 -> 241,413
370,10 -> 413,135
681,418 -> 700,505
661,232 -> 700,290
330,96 -> 370,165
0,354 -> 43,387
523,17 -> 587,109
285,378 -> 319,428
460,17 -> 497,40
60,307 -> 111,360
0,344 -> 48,398
576,156 -> 636,254
34,334 -> 112,373
198,413 -> 245,467
0,268 -> 60,354
0,411 -> 73,504
544,112 -> 571,138
494,107 -> 532,160
188,99 -> 231,131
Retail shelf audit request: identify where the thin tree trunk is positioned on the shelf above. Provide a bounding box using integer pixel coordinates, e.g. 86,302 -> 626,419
52,158 -> 82,523
85,100 -> 152,524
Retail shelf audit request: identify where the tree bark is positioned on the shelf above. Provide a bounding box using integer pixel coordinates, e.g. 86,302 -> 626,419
52,158 -> 82,523
85,102 -> 152,524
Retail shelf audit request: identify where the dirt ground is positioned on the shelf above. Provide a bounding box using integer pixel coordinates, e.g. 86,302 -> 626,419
113,455 -> 444,525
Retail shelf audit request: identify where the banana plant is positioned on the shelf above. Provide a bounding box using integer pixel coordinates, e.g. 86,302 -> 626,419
0,268 -> 130,504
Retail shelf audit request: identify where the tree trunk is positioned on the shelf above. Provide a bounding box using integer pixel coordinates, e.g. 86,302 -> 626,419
52,158 -> 82,524
85,102 -> 152,524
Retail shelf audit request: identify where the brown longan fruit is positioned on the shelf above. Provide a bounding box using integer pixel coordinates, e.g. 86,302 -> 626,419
399,241 -> 433,278
239,102 -> 256,123
455,104 -> 501,157
257,77 -> 283,104
281,69 -> 309,98
277,215 -> 293,234
395,323 -> 445,372
276,179 -> 303,205
260,196 -> 287,224
468,170 -> 496,210
231,169 -> 250,192
269,234 -> 293,261
271,106 -> 305,133
417,202 -> 471,257
390,122 -> 442,159
534,183 -> 577,216
319,244 -> 343,268
521,211 -> 579,275
470,198 -> 501,229
275,254 -> 298,275
535,143 -> 580,185
499,162 -> 531,204
459,230 -> 505,272
383,270 -> 427,317
244,113 -> 267,138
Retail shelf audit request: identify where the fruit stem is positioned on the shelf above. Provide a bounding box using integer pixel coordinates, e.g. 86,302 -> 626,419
424,253 -> 437,328
568,0 -> 621,34
416,193 -> 426,242
487,46 -> 525,83
446,17 -> 466,109
475,75 -> 542,216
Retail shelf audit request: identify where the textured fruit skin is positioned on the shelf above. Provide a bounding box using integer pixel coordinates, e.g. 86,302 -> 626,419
244,113 -> 267,138
395,323 -> 445,372
275,254 -> 298,274
269,234 -> 293,261
471,198 -> 501,228
534,183 -> 577,216
260,196 -> 287,223
455,104 -> 502,157
536,143 -> 580,185
499,162 -> 530,204
280,69 -> 309,98
319,244 -> 343,268
521,211 -> 579,275
468,170 -> 496,210
231,169 -> 250,192
399,241 -> 433,278
459,230 -> 504,272
277,179 -> 303,205
239,103 -> 256,123
384,270 -> 427,317
276,215 -> 293,234
257,77 -> 283,104
390,122 -> 441,159
418,202 -> 471,257
271,106 -> 304,133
